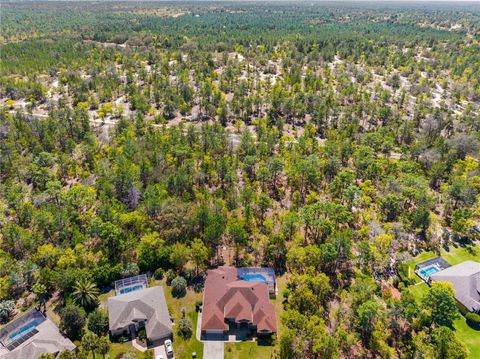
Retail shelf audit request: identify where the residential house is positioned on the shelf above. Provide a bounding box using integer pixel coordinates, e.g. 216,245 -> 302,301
201,266 -> 277,338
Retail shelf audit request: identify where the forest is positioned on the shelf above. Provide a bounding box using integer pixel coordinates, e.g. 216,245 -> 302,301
1,1 -> 480,358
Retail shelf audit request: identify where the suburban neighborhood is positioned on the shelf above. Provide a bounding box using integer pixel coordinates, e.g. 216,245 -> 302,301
1,1 -> 480,358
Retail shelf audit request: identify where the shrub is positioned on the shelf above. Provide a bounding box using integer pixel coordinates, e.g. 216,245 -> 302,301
120,263 -> 139,278
178,317 -> 192,338
87,309 -> 109,336
182,268 -> 195,282
0,300 -> 15,324
138,328 -> 147,341
154,268 -> 164,280
60,305 -> 86,340
38,354 -> 55,359
171,276 -> 187,298
165,269 -> 176,285
466,312 -> 480,328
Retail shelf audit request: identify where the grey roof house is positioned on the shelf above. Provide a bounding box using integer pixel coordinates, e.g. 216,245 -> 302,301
0,309 -> 75,359
107,286 -> 172,342
430,260 -> 480,313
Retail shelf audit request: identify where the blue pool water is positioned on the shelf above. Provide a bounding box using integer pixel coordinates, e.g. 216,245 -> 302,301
119,284 -> 144,295
419,265 -> 440,279
8,320 -> 40,343
240,274 -> 267,283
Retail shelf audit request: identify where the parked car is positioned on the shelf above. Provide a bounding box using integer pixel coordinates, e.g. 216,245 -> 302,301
156,355 -> 165,359
164,339 -> 174,356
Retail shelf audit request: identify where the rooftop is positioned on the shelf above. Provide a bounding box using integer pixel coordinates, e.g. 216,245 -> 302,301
430,260 -> 480,312
0,309 -> 75,359
201,266 -> 277,334
108,285 -> 172,340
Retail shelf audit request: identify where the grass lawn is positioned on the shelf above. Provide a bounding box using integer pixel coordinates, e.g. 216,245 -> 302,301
454,317 -> 480,358
156,278 -> 204,359
225,342 -> 276,359
272,274 -> 287,338
405,242 -> 480,358
82,342 -> 153,358
96,343 -> 153,359
406,281 -> 429,302
439,244 -> 479,265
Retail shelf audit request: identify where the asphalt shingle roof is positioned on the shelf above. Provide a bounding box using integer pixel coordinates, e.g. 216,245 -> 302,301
0,311 -> 75,359
430,260 -> 480,312
107,286 -> 172,340
201,266 -> 277,333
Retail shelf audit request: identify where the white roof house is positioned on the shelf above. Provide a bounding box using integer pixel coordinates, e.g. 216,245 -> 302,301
430,260 -> 480,312
0,309 -> 75,359
107,286 -> 172,341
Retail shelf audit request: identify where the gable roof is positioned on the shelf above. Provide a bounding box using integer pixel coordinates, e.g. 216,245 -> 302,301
0,311 -> 75,359
201,266 -> 277,333
107,286 -> 172,339
430,260 -> 480,312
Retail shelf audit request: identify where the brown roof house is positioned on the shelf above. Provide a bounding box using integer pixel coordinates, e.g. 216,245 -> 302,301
201,266 -> 277,339
0,309 -> 75,359
430,260 -> 480,313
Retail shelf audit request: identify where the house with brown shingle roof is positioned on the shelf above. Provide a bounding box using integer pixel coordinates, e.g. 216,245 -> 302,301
201,266 -> 277,338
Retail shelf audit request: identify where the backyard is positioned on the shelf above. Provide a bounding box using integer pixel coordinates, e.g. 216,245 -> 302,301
405,243 -> 480,358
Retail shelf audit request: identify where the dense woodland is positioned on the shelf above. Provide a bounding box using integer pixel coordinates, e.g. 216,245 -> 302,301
1,1 -> 480,358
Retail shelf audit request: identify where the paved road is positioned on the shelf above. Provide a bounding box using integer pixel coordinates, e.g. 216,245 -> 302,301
203,340 -> 224,359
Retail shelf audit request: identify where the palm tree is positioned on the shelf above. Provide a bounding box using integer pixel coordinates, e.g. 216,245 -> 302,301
72,278 -> 99,309
81,331 -> 98,359
97,336 -> 111,359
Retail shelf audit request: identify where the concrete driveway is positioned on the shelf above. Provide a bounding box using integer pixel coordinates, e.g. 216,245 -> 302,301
197,311 -> 224,358
203,340 -> 224,359
154,344 -> 169,359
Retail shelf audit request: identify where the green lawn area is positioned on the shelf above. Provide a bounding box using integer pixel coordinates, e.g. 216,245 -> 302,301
405,243 -> 480,358
83,342 -> 153,358
406,281 -> 429,302
439,245 -> 480,265
225,342 -> 276,359
454,317 -> 480,358
156,278 -> 204,359
98,343 -> 153,359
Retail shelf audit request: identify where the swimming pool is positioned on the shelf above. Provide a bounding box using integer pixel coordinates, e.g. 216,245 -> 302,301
7,320 -> 40,344
119,284 -> 145,295
240,273 -> 267,283
419,265 -> 440,279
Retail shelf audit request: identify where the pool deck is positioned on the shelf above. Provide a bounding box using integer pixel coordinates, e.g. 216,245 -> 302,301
0,309 -> 75,356
414,256 -> 451,283
7,320 -> 39,344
